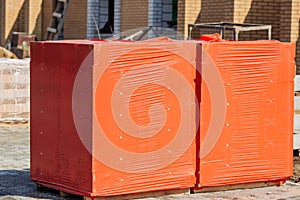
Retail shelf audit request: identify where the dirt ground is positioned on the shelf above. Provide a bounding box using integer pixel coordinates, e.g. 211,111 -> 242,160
1,125 -> 300,200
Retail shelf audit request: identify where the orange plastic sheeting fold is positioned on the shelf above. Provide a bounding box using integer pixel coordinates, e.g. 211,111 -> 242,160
197,40 -> 295,188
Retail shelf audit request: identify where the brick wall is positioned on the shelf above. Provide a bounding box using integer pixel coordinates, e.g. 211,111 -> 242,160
279,0 -> 300,73
42,0 -> 88,40
42,0 -> 55,40
291,0 -> 300,74
280,0 -> 292,42
0,0 -> 88,44
177,0 -> 201,37
0,0 -> 43,46
121,0 -> 148,32
196,0 -> 234,38
178,0 -> 233,38
235,0 -> 280,40
197,0 -> 234,23
3,0 -> 28,46
29,0 -> 43,40
64,0 -> 87,39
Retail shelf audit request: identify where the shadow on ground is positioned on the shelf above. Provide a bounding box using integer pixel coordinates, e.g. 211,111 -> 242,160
0,169 -> 66,199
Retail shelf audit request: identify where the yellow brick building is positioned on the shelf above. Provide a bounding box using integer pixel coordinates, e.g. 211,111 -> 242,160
0,0 -> 300,73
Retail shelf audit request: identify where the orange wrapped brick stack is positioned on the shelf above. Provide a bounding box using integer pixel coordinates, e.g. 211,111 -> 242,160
30,39 -> 197,197
196,40 -> 295,191
30,38 -> 295,199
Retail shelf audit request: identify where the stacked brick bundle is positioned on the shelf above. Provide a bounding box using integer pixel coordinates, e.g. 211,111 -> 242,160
30,38 -> 294,199
0,58 -> 29,122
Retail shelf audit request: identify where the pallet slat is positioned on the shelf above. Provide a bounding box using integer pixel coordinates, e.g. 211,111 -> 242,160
84,188 -> 190,200
193,180 -> 285,193
36,184 -> 190,200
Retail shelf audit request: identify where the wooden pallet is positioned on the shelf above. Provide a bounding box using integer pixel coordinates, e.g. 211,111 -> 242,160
192,180 -> 285,193
84,188 -> 190,200
36,184 -> 190,200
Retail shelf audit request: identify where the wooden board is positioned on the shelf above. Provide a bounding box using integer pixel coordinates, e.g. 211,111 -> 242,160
84,188 -> 190,200
193,180 -> 285,193
36,184 -> 190,200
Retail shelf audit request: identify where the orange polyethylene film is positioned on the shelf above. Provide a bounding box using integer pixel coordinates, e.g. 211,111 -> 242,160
90,41 -> 197,196
197,33 -> 224,42
31,39 -> 197,197
197,40 -> 295,188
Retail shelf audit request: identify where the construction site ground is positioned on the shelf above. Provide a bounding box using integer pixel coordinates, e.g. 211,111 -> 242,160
1,125 -> 300,200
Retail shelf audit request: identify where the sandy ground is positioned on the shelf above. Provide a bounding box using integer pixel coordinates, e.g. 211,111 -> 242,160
1,125 -> 300,200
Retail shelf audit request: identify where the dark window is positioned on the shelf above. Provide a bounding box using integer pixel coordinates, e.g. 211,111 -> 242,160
100,0 -> 114,34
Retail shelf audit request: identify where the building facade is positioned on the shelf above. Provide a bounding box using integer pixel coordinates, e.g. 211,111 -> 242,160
0,0 -> 300,73
0,0 -> 178,42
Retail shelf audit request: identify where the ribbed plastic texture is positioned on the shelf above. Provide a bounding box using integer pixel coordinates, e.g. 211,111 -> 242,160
30,39 -> 197,197
197,40 -> 295,188
30,38 -> 295,197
